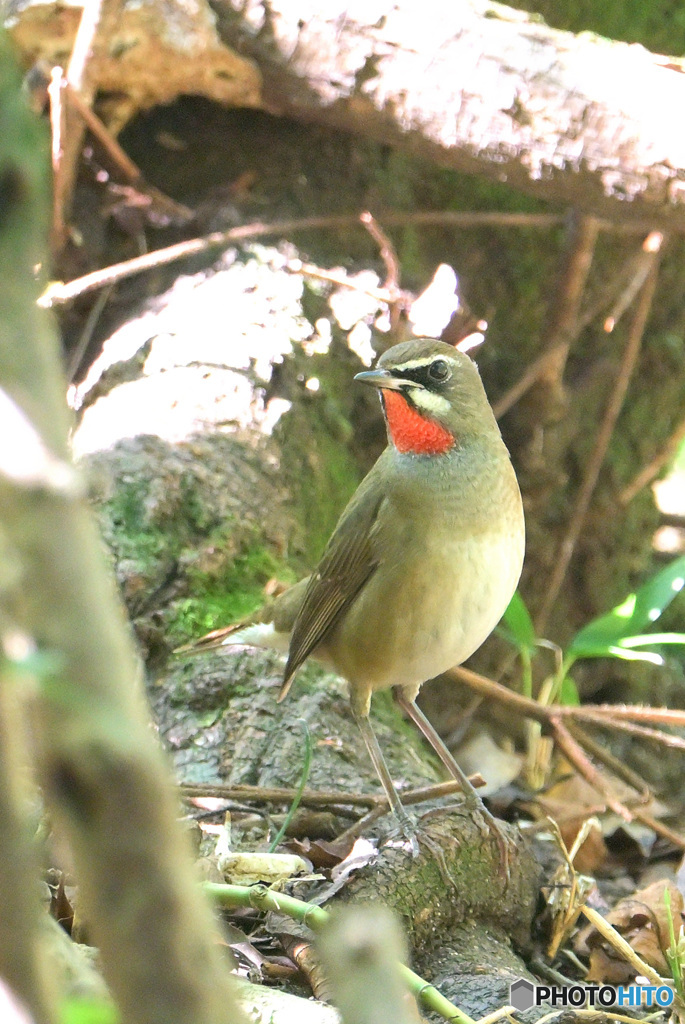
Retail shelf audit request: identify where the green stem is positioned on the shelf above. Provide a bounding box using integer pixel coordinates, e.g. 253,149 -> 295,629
520,648 -> 533,700
206,883 -> 476,1024
663,887 -> 685,1001
548,654 -> 576,705
268,719 -> 311,853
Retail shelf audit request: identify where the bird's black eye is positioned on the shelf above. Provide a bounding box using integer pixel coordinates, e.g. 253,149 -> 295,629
428,358 -> 451,383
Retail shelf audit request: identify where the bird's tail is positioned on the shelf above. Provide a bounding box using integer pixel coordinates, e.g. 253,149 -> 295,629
173,621 -> 249,656
173,619 -> 289,657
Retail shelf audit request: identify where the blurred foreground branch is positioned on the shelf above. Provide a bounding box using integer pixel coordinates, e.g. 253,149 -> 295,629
0,33 -> 245,1024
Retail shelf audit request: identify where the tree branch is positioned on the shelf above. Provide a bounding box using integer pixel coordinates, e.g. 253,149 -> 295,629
213,0 -> 685,229
0,34 -> 246,1024
535,235 -> 665,632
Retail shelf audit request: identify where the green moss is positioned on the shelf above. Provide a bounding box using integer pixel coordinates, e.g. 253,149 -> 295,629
276,342 -> 365,566
98,476 -> 175,569
507,0 -> 685,55
170,546 -> 297,642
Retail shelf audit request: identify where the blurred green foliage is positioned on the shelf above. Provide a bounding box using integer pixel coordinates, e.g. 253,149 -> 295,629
510,0 -> 685,54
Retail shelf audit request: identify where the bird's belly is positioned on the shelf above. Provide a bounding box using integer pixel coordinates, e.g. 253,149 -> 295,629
326,526 -> 523,694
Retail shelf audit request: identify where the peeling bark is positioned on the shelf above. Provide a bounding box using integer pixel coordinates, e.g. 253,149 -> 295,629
8,0 -> 685,227
208,0 -> 685,229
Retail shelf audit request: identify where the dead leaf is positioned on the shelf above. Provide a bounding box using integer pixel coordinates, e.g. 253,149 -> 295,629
584,879 -> 683,982
286,835 -> 355,869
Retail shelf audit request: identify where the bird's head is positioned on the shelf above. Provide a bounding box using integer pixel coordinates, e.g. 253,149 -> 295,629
354,338 -> 498,456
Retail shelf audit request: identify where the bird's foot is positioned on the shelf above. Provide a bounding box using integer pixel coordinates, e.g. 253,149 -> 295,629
475,804 -> 515,880
388,809 -> 456,886
389,808 -> 420,858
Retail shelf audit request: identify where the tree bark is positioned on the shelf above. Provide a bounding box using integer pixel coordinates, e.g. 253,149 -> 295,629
211,0 -> 685,230
8,0 -> 685,228
0,33 -> 246,1024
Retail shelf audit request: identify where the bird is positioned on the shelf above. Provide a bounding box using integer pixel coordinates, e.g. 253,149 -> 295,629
178,337 -> 525,857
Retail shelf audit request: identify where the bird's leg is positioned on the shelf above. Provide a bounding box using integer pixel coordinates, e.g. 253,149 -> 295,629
396,693 -> 513,874
352,710 -> 420,857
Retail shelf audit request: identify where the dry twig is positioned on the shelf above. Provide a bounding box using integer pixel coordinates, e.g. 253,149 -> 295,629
40,211 -> 576,308
564,721 -> 651,800
360,211 -> 405,332
494,229 -> 666,419
535,234 -> 665,633
51,0 -> 124,248
180,778 -> 470,810
537,213 -> 600,391
452,666 -> 685,737
449,666 -> 685,848
620,412 -> 685,504
64,84 -> 192,227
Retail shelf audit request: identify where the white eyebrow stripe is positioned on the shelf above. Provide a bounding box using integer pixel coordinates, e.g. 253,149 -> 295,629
388,356 -> 456,371
410,390 -> 451,416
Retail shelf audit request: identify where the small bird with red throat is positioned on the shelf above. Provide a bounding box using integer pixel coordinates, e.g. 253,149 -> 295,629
179,337 -> 525,856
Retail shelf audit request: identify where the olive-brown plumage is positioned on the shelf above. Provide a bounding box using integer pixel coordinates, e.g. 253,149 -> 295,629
181,338 -> 525,855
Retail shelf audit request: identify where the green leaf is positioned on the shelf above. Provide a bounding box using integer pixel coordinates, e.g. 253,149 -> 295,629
605,646 -> 665,665
568,556 -> 685,660
617,632 -> 685,648
501,590 -> 536,653
559,675 -> 580,706
60,998 -> 119,1024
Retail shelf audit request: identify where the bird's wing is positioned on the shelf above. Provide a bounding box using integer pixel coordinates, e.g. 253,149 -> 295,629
279,467 -> 386,699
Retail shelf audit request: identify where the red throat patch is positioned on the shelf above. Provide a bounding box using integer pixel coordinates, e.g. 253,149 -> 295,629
382,389 -> 455,455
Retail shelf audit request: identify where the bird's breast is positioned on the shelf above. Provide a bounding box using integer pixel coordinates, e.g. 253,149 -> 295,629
324,471 -> 525,693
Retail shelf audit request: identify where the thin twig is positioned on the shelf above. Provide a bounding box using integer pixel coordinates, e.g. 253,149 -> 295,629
493,230 -> 665,420
67,283 -> 113,383
47,67 -> 66,246
181,782 -> 383,807
537,212 -> 600,390
569,711 -> 685,751
536,1010 -> 656,1024
360,211 -> 404,332
550,719 -> 634,822
604,230 -> 664,332
564,721 -> 652,801
450,666 -> 685,846
631,808 -> 685,849
360,211 -> 400,293
286,258 -> 404,305
620,413 -> 685,504
535,235 -> 665,633
494,343 -> 566,419
574,704 -> 685,727
67,82 -> 139,179
180,778 -> 468,810
334,776 -> 485,845
64,83 -> 192,226
39,211 -> 568,308
580,904 -> 665,987
53,0 -> 104,246
452,666 -> 685,737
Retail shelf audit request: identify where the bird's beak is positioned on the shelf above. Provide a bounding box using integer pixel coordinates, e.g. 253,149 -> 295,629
354,369 -> 424,391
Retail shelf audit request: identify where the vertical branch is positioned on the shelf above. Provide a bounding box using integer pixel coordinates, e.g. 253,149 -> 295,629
51,0 -> 124,249
535,234 -> 665,634
47,66 -> 66,247
0,33 -> 246,1024
0,665 -> 57,1024
494,213 -> 599,419
538,212 -> 600,391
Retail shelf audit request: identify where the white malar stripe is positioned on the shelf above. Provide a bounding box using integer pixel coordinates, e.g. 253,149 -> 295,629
409,389 -> 451,417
